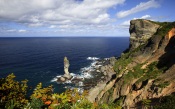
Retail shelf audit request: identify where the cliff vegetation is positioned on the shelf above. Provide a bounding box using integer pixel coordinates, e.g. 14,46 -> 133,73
93,19 -> 175,108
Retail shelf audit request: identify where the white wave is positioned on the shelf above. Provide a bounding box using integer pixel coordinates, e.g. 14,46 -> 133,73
72,72 -> 93,79
82,72 -> 93,78
78,81 -> 84,86
104,58 -> 110,60
51,71 -> 93,84
91,61 -> 97,67
70,73 -> 76,77
51,57 -> 101,84
56,75 -> 62,78
65,80 -> 72,84
87,57 -> 99,61
50,77 -> 58,82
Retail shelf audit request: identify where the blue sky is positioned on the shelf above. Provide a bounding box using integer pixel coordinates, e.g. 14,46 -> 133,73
0,0 -> 174,37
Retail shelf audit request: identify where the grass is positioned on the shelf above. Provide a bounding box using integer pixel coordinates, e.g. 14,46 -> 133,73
154,21 -> 175,37
123,61 -> 164,84
123,64 -> 144,84
153,93 -> 175,109
157,81 -> 170,88
113,52 -> 132,74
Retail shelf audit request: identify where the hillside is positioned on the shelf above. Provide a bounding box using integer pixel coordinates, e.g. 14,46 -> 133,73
89,19 -> 175,108
1,19 -> 175,109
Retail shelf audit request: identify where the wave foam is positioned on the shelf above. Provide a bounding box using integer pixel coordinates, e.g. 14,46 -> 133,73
51,77 -> 57,82
87,57 -> 99,61
50,72 -> 93,83
51,57 -> 101,88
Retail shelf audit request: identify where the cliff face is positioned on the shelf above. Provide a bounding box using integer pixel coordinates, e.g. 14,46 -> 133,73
129,19 -> 160,50
167,28 -> 175,39
90,19 -> 175,108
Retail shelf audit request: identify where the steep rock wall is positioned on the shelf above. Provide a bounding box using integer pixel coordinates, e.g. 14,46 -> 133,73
129,19 -> 160,50
93,19 -> 175,108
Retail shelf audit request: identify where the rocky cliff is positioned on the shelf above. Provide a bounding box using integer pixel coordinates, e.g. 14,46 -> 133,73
129,19 -> 160,50
88,19 -> 175,108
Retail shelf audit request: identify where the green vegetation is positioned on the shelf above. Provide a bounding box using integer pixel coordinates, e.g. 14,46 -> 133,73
114,52 -> 132,74
0,73 -> 120,109
138,19 -> 175,37
153,94 -> 175,109
141,99 -> 151,109
154,21 -> 175,37
114,42 -> 146,75
155,80 -> 170,88
123,64 -> 144,84
115,19 -> 175,75
123,62 -> 164,84
158,81 -> 170,88
138,62 -> 164,83
141,62 -> 163,79
0,74 -> 28,108
98,103 -> 122,109
115,96 -> 125,107
137,94 -> 175,109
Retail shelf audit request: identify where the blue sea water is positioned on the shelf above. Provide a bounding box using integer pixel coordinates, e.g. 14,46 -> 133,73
0,37 -> 129,93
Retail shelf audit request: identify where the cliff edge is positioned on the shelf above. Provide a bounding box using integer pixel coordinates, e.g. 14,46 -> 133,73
129,19 -> 160,50
88,19 -> 175,108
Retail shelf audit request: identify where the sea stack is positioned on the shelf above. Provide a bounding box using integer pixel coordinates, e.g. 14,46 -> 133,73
63,57 -> 72,79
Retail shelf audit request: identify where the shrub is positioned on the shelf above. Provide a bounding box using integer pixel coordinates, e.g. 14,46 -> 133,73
155,21 -> 175,37
114,56 -> 132,74
157,81 -> 170,88
0,73 -> 28,108
135,62 -> 164,84
141,99 -> 151,109
153,94 -> 175,109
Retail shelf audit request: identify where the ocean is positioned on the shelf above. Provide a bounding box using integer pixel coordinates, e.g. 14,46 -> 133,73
0,37 -> 129,93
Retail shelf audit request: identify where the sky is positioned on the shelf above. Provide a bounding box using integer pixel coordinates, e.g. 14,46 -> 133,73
0,0 -> 174,37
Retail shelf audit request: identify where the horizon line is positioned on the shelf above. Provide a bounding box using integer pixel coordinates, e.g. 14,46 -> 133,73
0,36 -> 129,38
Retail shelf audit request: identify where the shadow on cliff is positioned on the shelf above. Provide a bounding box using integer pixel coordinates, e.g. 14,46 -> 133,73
135,92 -> 175,108
157,36 -> 175,70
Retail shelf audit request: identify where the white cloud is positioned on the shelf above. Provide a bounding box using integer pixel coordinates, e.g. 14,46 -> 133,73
49,25 -> 57,28
133,15 -> 152,20
59,24 -> 73,29
18,29 -> 27,33
116,0 -> 160,18
0,0 -> 133,36
0,0 -> 125,26
121,20 -> 130,26
141,15 -> 151,19
6,29 -> 17,32
28,23 -> 43,27
120,14 -> 152,29
4,29 -> 27,33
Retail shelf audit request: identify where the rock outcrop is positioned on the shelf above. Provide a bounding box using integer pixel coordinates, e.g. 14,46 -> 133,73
129,19 -> 160,50
167,28 -> 175,39
63,57 -> 72,79
88,19 -> 175,108
57,57 -> 72,82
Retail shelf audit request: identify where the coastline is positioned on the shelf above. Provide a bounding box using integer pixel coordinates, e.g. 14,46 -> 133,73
51,56 -> 116,93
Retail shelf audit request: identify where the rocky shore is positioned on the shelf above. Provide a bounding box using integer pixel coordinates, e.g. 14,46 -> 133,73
55,19 -> 175,108
56,57 -> 117,91
88,19 -> 175,108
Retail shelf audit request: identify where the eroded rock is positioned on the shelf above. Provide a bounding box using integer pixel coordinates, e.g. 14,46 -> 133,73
129,19 -> 160,50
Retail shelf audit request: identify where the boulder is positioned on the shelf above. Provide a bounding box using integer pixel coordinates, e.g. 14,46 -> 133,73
60,77 -> 66,82
63,74 -> 72,79
109,57 -> 116,66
